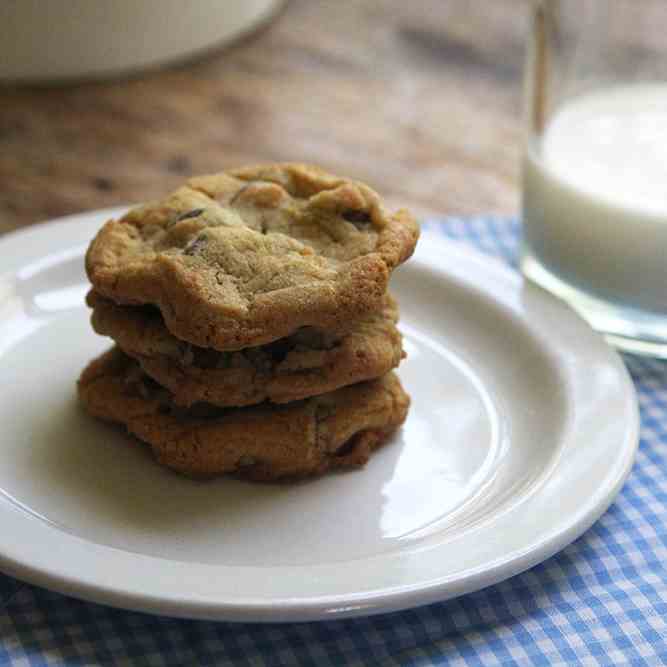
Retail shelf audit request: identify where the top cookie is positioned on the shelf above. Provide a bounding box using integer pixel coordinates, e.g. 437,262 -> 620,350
86,163 -> 419,351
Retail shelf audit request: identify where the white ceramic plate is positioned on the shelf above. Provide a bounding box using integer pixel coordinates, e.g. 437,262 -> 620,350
0,209 -> 638,622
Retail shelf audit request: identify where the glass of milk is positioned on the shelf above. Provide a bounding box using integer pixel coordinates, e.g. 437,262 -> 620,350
522,0 -> 667,357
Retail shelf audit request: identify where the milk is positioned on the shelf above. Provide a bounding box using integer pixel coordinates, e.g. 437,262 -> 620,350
522,84 -> 667,315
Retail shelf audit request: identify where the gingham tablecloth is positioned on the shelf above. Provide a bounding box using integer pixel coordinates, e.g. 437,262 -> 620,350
1,217 -> 666,666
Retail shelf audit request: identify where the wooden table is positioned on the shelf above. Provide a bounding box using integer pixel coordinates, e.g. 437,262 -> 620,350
0,0 -> 529,235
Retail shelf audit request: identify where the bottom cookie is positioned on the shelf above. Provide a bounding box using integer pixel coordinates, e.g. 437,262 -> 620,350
77,348 -> 410,481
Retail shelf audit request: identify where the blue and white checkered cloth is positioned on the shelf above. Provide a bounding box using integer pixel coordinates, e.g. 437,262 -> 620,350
2,217 -> 666,666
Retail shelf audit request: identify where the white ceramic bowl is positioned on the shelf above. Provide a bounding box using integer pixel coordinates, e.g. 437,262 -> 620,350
0,0 -> 283,82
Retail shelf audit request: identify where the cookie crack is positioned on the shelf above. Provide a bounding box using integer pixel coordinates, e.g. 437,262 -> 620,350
234,172 -> 344,199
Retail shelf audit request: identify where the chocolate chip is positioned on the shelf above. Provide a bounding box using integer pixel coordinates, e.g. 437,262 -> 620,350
342,209 -> 371,229
183,234 -> 207,256
177,208 -> 205,222
333,435 -> 359,458
265,338 -> 293,364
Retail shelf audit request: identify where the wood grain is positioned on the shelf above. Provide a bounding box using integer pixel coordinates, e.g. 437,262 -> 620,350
0,0 -> 529,234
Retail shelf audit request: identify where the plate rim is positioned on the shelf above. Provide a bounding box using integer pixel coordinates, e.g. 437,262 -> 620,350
0,210 -> 639,622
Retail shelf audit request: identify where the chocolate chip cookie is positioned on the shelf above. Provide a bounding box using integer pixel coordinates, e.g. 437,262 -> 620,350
85,163 -> 419,350
87,290 -> 404,407
78,348 -> 410,481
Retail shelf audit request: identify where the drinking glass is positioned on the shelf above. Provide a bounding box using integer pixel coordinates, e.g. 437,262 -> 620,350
522,0 -> 667,357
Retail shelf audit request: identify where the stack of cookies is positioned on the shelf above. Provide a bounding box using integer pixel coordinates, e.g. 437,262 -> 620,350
78,164 -> 419,481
